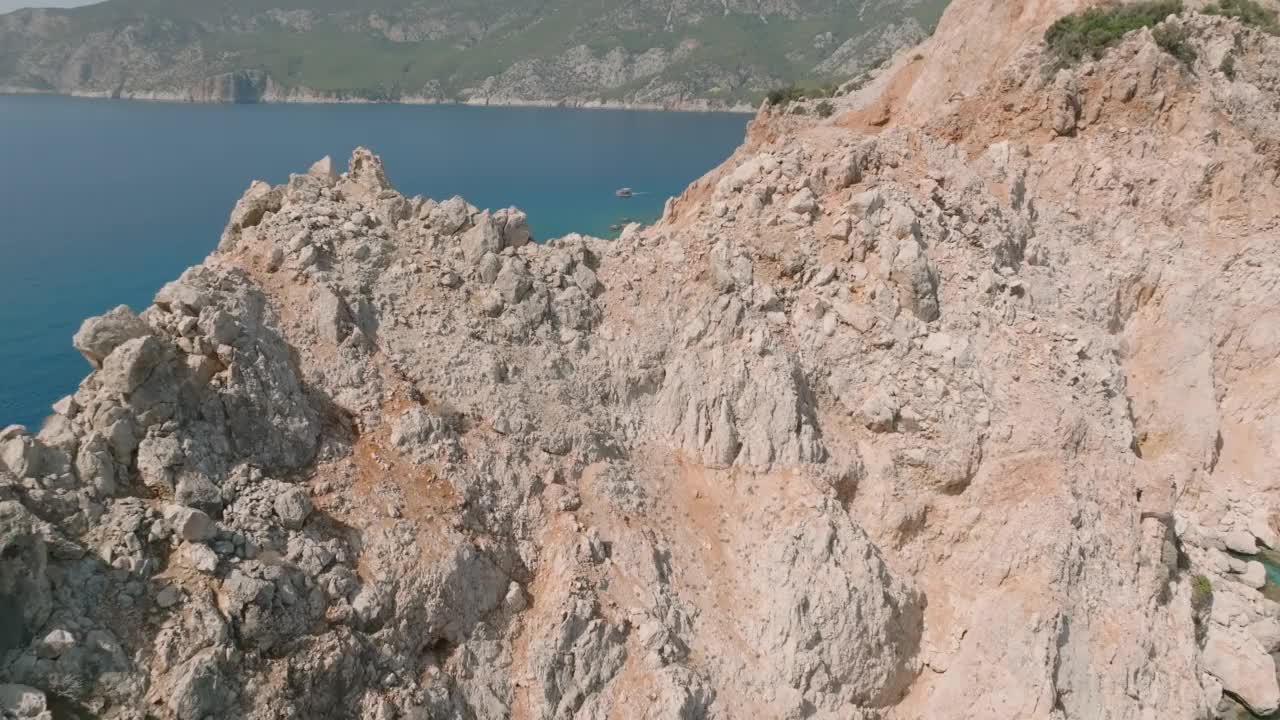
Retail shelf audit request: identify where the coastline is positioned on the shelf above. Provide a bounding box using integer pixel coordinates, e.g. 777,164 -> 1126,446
0,86 -> 758,114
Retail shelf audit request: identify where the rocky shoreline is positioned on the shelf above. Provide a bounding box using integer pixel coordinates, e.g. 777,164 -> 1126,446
0,86 -> 757,114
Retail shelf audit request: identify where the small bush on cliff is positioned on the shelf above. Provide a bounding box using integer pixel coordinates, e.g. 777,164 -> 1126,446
815,100 -> 835,118
1154,24 -> 1197,64
1192,574 -> 1213,604
766,85 -> 806,106
765,82 -> 839,107
1045,1 -> 1185,67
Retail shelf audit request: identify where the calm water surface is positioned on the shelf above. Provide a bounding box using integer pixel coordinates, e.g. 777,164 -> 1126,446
0,96 -> 749,428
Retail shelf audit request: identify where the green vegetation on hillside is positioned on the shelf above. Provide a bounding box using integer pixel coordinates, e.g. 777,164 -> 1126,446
1153,23 -> 1196,64
764,83 -> 839,107
1203,0 -> 1280,34
1044,1 -> 1184,68
0,0 -> 954,106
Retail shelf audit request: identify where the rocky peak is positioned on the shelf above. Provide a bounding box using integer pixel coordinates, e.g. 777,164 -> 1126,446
4,2 -> 1280,718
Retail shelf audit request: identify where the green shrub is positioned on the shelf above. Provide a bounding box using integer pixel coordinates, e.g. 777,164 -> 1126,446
765,82 -> 840,107
1044,1 -> 1184,68
1154,24 -> 1197,63
1192,574 -> 1213,603
765,85 -> 802,106
1203,0 -> 1280,34
815,100 -> 835,118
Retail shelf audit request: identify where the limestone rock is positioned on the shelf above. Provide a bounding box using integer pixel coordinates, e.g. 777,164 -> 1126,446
3,12 -> 1280,720
889,237 -> 940,321
163,504 -> 216,543
1226,529 -> 1259,555
274,487 -> 312,530
309,155 -> 338,182
1204,626 -> 1280,716
168,650 -> 236,720
72,305 -> 152,368
788,187 -> 818,215
99,335 -> 166,396
219,180 -> 283,252
312,285 -> 353,344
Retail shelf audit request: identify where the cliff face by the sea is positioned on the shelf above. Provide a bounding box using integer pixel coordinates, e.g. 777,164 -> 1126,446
4,0 -> 1280,718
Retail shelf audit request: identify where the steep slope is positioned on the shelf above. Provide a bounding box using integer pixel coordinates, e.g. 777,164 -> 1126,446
0,0 -> 948,108
4,0 -> 1280,719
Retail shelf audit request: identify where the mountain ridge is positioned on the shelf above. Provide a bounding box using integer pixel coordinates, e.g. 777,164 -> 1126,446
0,0 -> 948,109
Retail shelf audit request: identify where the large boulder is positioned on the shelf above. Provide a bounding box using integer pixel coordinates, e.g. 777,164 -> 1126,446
1203,625 -> 1280,715
273,487 -> 312,530
99,335 -> 167,396
462,211 -> 505,262
494,206 -> 532,248
0,428 -> 48,479
72,305 -> 151,368
167,650 -> 237,720
0,685 -> 51,720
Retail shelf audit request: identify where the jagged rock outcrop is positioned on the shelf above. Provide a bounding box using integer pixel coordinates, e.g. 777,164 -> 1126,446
4,1 -> 1280,718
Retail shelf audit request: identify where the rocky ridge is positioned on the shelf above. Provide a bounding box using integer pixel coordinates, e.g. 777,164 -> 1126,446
4,0 -> 1280,718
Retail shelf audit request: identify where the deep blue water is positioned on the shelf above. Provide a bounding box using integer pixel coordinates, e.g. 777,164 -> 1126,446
0,96 -> 749,429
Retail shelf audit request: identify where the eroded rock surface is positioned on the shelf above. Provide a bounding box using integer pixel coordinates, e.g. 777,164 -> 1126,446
3,3 -> 1280,718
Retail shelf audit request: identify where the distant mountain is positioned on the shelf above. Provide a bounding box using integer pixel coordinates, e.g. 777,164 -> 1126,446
0,0 -> 947,109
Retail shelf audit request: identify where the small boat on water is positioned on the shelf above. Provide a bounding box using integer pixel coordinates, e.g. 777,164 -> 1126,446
615,187 -> 634,198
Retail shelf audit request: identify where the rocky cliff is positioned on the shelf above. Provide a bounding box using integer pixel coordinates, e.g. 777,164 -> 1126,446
4,0 -> 1280,718
0,0 -> 946,109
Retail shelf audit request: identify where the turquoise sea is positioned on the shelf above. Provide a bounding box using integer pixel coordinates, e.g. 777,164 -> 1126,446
0,96 -> 749,429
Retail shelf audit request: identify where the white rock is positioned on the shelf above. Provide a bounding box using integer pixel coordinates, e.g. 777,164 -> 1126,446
1226,529 -> 1260,555
849,188 -> 883,218
180,542 -> 219,574
163,504 -> 215,543
72,305 -> 151,369
788,187 -> 818,215
923,332 -> 953,356
1242,561 -> 1267,589
1203,626 -> 1280,715
308,155 -> 338,181
1249,616 -> 1280,653
100,336 -> 165,395
35,628 -> 75,659
505,582 -> 528,613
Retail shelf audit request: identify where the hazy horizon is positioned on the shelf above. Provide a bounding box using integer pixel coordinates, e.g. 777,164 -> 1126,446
0,0 -> 99,11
